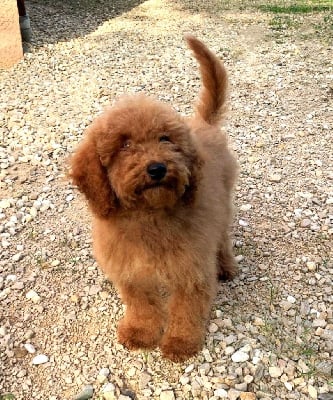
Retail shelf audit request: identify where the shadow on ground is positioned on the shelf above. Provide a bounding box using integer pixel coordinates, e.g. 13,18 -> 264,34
27,0 -> 146,45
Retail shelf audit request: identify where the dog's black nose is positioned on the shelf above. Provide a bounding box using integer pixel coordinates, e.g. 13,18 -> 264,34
147,162 -> 167,181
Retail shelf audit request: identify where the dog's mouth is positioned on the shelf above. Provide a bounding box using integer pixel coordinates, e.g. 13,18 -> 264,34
135,181 -> 175,195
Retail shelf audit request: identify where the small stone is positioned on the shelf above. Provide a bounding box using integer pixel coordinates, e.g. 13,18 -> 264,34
308,385 -> 317,399
239,219 -> 248,227
160,391 -> 175,400
0,326 -> 7,336
51,260 -> 60,267
74,385 -> 94,400
228,389 -> 241,400
0,199 -> 12,209
65,376 -> 73,384
202,348 -> 213,362
32,354 -> 49,365
235,383 -> 248,391
316,361 -> 332,376
70,294 -> 80,304
99,368 -> 110,377
185,364 -> 194,374
253,317 -> 264,326
12,281 -> 24,290
235,254 -> 244,263
244,375 -> 254,384
280,301 -> 293,311
284,382 -> 293,391
24,330 -> 35,339
268,174 -> 282,182
239,393 -> 256,400
287,295 -> 296,303
139,372 -> 151,389
12,253 -> 23,262
225,346 -> 235,355
298,359 -> 310,374
101,383 -> 116,399
99,291 -> 109,300
231,351 -> 249,363
24,343 -> 36,354
30,207 -> 38,217
26,290 -> 41,303
179,376 -> 189,385
240,204 -> 252,211
318,394 -> 333,400
97,375 -> 108,384
306,261 -> 316,271
88,285 -> 101,296
102,392 -> 116,400
300,218 -> 311,228
209,322 -> 219,333
268,366 -> 282,378
312,319 -> 327,328
213,388 -> 228,398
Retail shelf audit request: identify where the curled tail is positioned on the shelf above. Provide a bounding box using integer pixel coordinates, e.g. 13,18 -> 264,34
185,35 -> 228,125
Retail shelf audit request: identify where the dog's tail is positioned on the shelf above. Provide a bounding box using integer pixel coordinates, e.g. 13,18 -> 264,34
186,35 -> 228,125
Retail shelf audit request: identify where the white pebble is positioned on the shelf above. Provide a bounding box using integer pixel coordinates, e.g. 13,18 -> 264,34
24,343 -> 36,354
12,253 -> 23,262
0,326 -> 7,336
240,204 -> 252,211
308,385 -> 317,399
306,261 -> 316,271
30,207 -> 38,217
6,274 -> 17,282
287,295 -> 296,303
231,351 -> 249,363
269,173 -> 282,182
32,354 -> 49,365
160,390 -> 175,400
208,322 -> 219,333
102,383 -> 116,393
269,366 -> 282,378
0,199 -> 12,209
184,364 -> 194,373
213,388 -> 228,398
225,346 -> 235,355
26,290 -> 41,303
239,219 -> 248,227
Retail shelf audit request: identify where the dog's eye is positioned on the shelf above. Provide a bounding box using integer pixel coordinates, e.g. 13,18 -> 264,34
121,139 -> 131,149
159,135 -> 171,143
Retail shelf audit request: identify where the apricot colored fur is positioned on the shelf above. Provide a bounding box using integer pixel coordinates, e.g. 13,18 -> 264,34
69,35 -> 238,362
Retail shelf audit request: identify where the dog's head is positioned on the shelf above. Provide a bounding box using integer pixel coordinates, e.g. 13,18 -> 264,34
69,95 -> 204,217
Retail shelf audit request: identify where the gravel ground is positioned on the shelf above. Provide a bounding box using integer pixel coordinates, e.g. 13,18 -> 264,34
0,1 -> 332,399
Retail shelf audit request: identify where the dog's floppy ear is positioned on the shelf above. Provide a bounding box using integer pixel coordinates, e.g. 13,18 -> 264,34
69,137 -> 117,218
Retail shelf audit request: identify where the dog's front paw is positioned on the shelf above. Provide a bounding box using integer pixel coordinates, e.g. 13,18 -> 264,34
160,336 -> 202,362
117,318 -> 163,351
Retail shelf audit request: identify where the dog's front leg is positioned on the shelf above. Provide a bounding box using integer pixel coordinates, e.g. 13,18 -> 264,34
160,283 -> 213,362
117,281 -> 167,351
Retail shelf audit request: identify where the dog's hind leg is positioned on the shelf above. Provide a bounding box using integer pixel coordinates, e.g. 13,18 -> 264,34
217,230 -> 238,281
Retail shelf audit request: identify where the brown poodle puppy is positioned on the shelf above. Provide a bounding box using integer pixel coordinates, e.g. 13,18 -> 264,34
69,35 -> 238,362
